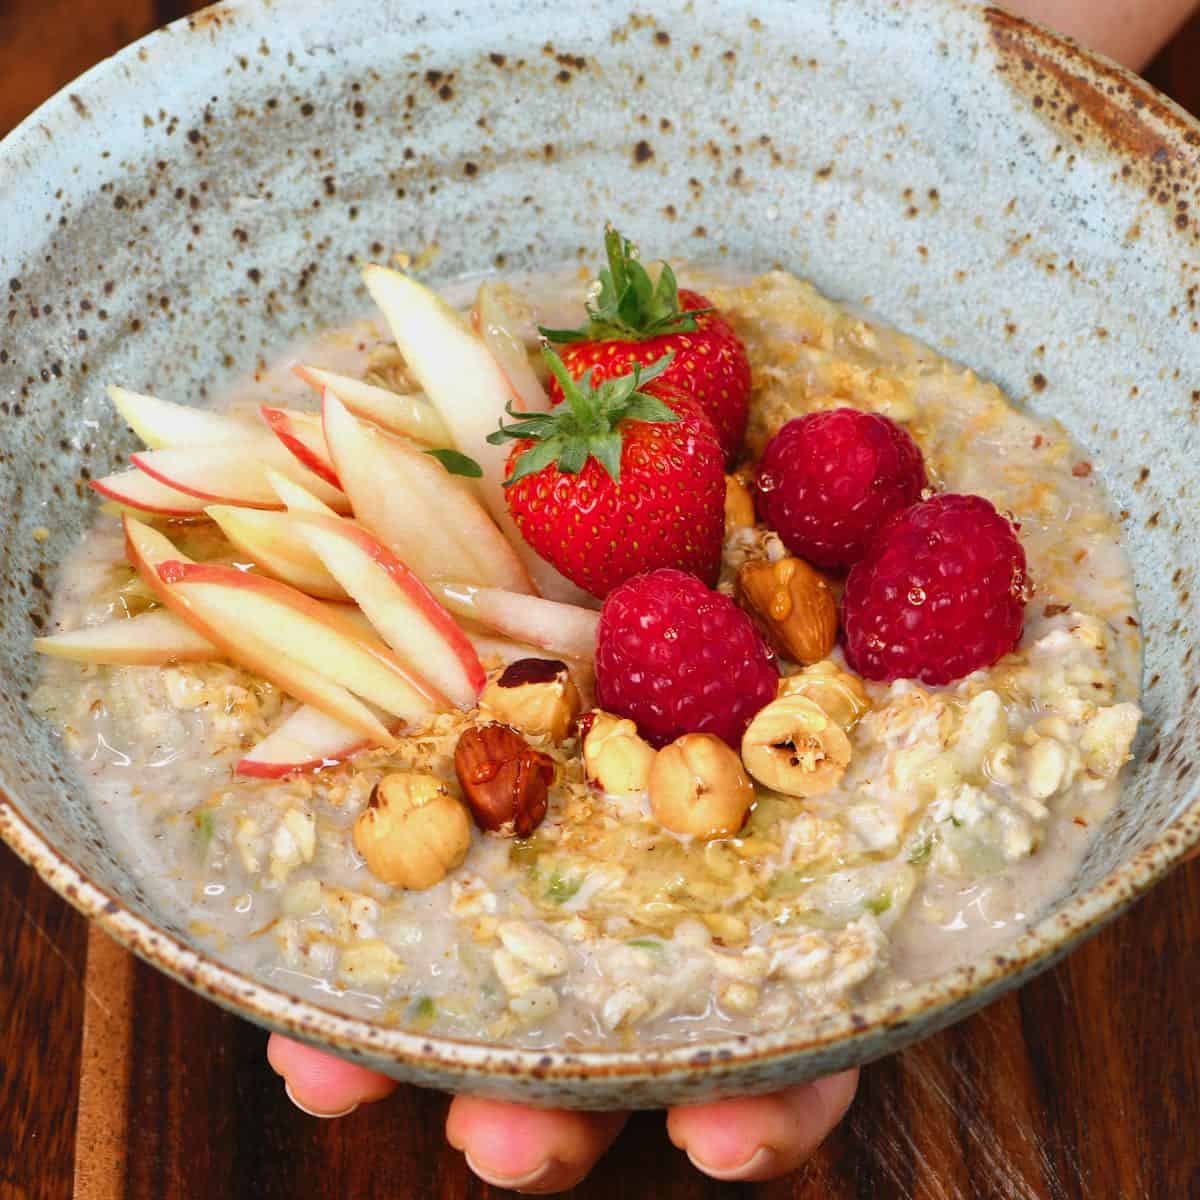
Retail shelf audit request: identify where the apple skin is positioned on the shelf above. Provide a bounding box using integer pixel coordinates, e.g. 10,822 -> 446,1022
206,505 -> 348,601
433,581 -> 599,661
321,389 -> 533,594
122,516 -> 399,747
155,559 -> 447,723
292,363 -> 450,446
131,446 -> 351,512
260,406 -> 340,488
34,608 -> 216,665
236,704 -> 398,778
294,512 -> 486,709
91,469 -> 212,517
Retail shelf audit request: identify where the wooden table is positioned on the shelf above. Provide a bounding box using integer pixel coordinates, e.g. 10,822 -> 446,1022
3,5 -> 1199,1197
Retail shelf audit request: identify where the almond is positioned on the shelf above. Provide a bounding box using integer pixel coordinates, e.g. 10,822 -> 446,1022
736,556 -> 838,665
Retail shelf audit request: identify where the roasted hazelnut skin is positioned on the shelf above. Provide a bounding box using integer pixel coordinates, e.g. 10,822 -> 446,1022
736,556 -> 838,665
650,733 -> 755,839
478,658 -> 582,743
353,772 -> 471,890
454,723 -> 556,837
581,710 -> 657,794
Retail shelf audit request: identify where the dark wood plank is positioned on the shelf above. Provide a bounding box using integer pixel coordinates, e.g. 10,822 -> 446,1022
0,849 -> 87,1200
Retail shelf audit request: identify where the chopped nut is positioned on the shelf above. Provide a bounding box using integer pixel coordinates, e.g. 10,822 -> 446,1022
724,471 -> 757,532
353,772 -> 471,890
741,694 -> 852,797
581,710 -> 657,794
736,556 -> 838,664
497,921 -> 569,977
454,723 -> 556,837
779,661 -> 870,731
650,733 -> 755,839
479,658 -> 582,743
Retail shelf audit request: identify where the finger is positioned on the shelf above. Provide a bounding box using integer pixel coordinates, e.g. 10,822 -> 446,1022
666,1068 -> 859,1183
267,1033 -> 398,1118
446,1095 -> 629,1193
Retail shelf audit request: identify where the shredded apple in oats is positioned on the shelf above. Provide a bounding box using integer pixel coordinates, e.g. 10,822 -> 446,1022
33,237 -> 1139,1049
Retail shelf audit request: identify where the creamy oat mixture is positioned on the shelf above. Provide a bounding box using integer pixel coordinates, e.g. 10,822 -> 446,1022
35,268 -> 1141,1049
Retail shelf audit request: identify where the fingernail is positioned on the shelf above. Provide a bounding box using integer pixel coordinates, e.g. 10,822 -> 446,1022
284,1081 -> 360,1120
687,1145 -> 779,1182
464,1151 -> 556,1192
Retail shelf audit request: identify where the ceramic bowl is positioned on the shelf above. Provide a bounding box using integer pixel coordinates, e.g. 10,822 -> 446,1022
2,0 -> 1199,1110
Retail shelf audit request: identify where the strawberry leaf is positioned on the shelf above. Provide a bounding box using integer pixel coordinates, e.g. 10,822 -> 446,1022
424,448 -> 483,477
538,224 -> 712,343
497,347 -> 680,487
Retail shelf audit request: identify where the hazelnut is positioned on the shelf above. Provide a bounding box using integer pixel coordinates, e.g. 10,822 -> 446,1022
454,723 -> 556,837
478,658 -> 581,743
724,472 -> 757,532
353,772 -> 471,890
650,733 -> 755,839
741,695 -> 852,798
581,710 -> 657,794
736,557 -> 838,665
778,661 -> 870,731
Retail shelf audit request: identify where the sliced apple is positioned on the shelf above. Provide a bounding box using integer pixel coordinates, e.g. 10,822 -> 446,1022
107,385 -> 261,449
123,516 -> 398,746
322,390 -> 532,593
260,407 -> 340,488
157,561 -> 447,727
206,506 -> 348,600
264,468 -> 339,517
472,281 -> 547,412
131,445 -> 350,512
293,364 -> 449,446
237,704 -> 392,777
34,608 -> 216,665
362,265 -> 590,606
295,514 -> 485,709
91,469 -> 213,517
433,582 -> 599,660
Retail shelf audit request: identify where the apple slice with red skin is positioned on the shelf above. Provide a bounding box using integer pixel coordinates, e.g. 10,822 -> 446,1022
295,513 -> 485,709
432,581 -> 599,660
157,560 -> 447,726
34,608 -> 216,665
362,266 -> 591,607
123,516 -> 401,747
293,364 -> 449,446
107,384 -> 263,449
237,703 -> 398,778
91,469 -> 213,517
260,407 -> 340,488
131,444 -> 350,512
206,505 -> 348,601
322,390 -> 532,593
264,467 -> 340,517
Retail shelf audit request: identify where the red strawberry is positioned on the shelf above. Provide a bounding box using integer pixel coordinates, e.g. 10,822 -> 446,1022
541,226 -> 750,465
595,568 -> 778,748
841,493 -> 1029,685
755,408 -> 928,572
490,349 -> 725,600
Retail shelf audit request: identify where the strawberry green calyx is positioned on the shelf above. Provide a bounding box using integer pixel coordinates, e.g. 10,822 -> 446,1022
487,347 -> 679,486
538,225 -> 710,344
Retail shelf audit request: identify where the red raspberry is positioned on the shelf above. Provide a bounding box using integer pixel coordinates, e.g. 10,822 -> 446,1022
594,568 -> 778,748
755,408 -> 928,571
841,493 -> 1029,685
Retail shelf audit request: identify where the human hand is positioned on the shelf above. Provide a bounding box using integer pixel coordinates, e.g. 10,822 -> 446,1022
268,1034 -> 858,1191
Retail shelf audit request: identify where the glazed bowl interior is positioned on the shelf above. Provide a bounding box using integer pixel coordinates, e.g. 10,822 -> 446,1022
2,0 -> 1199,1108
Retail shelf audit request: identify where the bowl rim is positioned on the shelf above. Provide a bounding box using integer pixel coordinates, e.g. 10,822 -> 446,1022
3,0 -> 1200,1089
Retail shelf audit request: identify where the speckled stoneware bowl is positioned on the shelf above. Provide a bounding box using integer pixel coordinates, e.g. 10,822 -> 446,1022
2,0 -> 1199,1109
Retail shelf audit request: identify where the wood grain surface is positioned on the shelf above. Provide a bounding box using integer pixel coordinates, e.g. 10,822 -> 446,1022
3,6 -> 1200,1198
